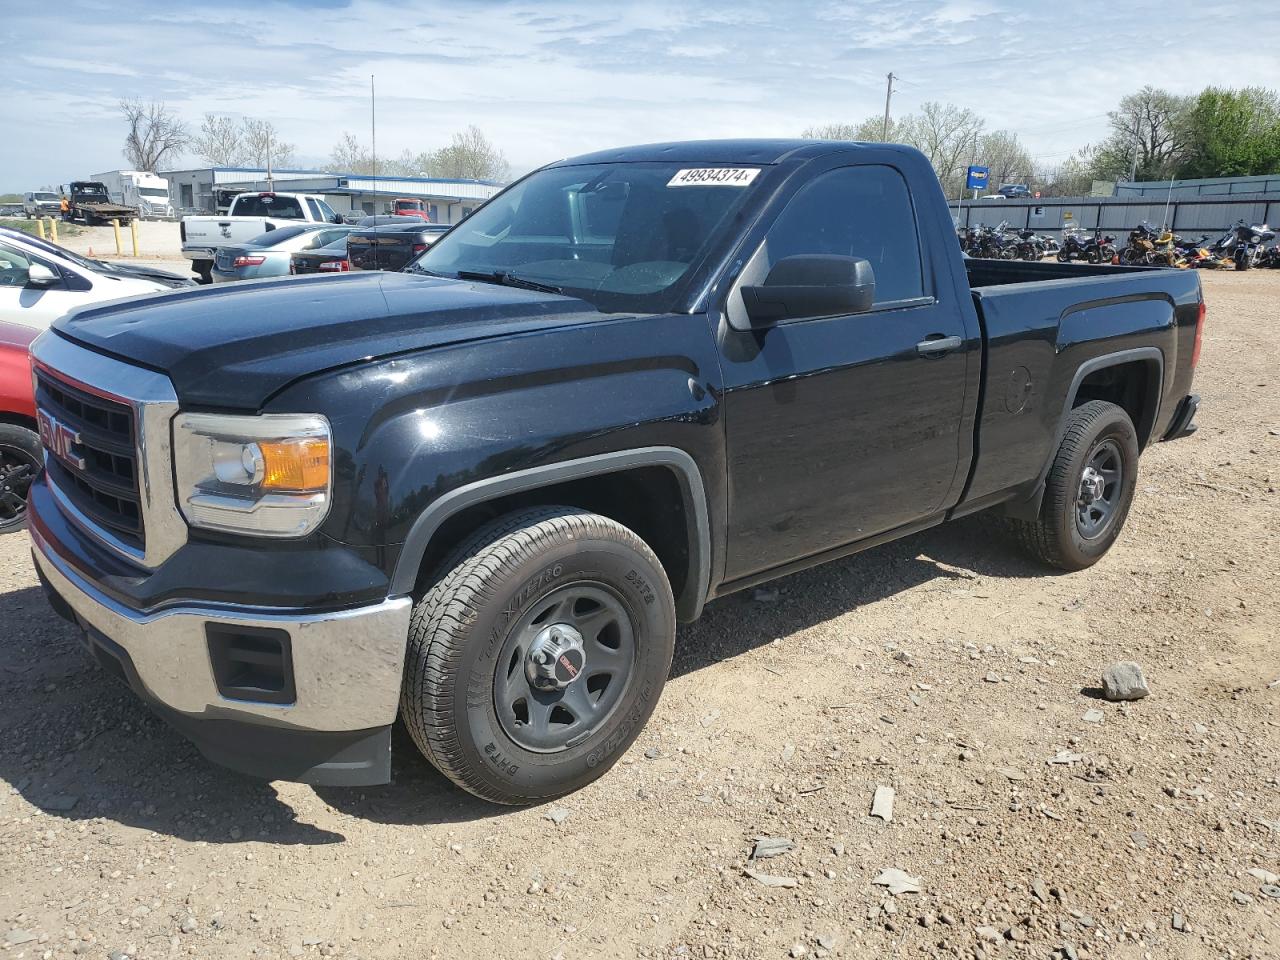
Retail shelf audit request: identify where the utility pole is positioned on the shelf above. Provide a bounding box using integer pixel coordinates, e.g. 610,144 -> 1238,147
1128,114 -> 1142,184
881,72 -> 896,142
265,127 -> 274,189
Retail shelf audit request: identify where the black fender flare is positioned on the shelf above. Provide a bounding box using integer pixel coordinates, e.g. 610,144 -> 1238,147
389,446 -> 712,621
1004,347 -> 1163,520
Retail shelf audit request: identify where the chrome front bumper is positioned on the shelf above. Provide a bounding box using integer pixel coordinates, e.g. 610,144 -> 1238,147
31,524 -> 412,733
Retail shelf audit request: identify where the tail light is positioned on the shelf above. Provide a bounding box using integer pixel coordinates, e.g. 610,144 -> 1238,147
179,221 -> 186,241
318,260 -> 349,272
412,243 -> 428,255
233,255 -> 266,267
1191,299 -> 1205,369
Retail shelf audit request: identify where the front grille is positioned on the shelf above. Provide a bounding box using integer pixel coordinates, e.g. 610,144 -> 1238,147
35,370 -> 144,549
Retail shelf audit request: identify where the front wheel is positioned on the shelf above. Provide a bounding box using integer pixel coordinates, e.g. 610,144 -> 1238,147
1007,400 -> 1139,571
401,507 -> 676,804
1235,248 -> 1251,271
0,424 -> 42,534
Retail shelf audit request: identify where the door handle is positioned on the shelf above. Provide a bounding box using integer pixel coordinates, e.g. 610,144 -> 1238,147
916,335 -> 963,356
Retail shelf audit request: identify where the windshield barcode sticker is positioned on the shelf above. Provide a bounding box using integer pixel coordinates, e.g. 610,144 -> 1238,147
667,167 -> 761,187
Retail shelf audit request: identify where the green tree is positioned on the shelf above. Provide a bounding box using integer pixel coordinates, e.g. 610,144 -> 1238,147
1178,87 -> 1280,179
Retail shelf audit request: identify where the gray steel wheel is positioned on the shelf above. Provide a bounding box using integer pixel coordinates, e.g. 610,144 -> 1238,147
494,582 -> 636,753
401,506 -> 676,804
1076,440 -> 1123,539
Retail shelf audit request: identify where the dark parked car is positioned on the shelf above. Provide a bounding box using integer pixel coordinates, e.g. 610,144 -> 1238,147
211,225 -> 354,282
290,236 -> 352,275
997,184 -> 1032,199
347,222 -> 450,271
29,139 -> 1202,805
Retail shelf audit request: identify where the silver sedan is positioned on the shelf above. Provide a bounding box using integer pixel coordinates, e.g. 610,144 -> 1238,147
211,225 -> 354,282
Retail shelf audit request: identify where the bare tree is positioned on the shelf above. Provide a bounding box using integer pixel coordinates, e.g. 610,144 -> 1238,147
191,114 -> 241,166
327,132 -> 377,174
192,115 -> 297,169
240,118 -> 296,169
424,126 -> 509,181
909,102 -> 985,196
977,130 -> 1033,189
120,99 -> 189,172
801,104 -> 985,194
801,117 -> 908,143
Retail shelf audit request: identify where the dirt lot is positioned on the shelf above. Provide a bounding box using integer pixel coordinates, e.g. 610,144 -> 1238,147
2,270 -> 1278,960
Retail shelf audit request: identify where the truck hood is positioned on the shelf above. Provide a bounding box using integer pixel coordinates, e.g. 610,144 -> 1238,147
52,272 -> 608,409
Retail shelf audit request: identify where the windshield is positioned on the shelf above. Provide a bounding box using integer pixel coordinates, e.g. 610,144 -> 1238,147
139,186 -> 169,198
33,192 -> 58,201
233,195 -> 304,218
413,161 -> 765,312
246,224 -> 321,247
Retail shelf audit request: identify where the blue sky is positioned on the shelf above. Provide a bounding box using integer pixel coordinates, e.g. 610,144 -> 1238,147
3,0 -> 1277,190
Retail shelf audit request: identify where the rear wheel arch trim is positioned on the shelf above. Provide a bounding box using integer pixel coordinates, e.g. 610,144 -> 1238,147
389,446 -> 712,620
1063,347 -> 1164,450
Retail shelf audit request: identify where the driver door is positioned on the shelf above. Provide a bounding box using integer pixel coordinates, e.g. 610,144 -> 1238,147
717,164 -> 973,581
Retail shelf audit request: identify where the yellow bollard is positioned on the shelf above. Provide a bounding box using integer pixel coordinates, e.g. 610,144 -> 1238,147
49,218 -> 58,244
35,218 -> 46,240
112,219 -> 123,256
129,218 -> 139,257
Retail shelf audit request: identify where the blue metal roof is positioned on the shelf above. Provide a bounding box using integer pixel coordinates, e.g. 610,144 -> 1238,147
194,166 -> 503,187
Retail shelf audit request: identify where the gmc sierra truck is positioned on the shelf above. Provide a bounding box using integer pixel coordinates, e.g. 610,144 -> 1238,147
28,139 -> 1203,805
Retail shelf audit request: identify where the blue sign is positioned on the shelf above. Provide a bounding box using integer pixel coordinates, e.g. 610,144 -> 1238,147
966,165 -> 990,190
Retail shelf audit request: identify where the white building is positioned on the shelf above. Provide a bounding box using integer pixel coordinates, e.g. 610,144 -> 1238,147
162,166 -> 504,223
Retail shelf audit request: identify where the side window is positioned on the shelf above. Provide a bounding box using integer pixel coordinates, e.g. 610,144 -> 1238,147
315,199 -> 338,223
0,243 -> 32,287
306,199 -> 323,222
762,165 -> 924,304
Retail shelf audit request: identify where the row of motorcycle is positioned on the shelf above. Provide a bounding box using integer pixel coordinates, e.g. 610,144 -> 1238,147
957,222 -> 1060,261
958,218 -> 1279,270
1110,220 -> 1278,270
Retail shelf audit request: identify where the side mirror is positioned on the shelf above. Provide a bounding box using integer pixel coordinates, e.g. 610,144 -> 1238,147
27,263 -> 59,288
739,255 -> 874,328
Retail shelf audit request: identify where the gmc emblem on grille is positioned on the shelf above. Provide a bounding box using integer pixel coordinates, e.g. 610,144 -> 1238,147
37,409 -> 85,470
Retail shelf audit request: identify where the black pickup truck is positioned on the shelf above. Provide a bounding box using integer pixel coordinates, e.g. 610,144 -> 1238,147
28,139 -> 1202,804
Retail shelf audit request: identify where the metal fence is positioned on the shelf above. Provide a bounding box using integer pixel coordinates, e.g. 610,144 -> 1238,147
949,193 -> 1280,240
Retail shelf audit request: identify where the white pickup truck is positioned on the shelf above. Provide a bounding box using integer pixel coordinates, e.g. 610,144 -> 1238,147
181,192 -> 342,283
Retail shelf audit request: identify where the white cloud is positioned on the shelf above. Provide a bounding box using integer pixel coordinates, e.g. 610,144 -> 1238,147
3,0 -> 1278,189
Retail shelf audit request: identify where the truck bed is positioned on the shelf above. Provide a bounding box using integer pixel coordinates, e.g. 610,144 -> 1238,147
959,256 -> 1202,512
964,256 -> 1155,287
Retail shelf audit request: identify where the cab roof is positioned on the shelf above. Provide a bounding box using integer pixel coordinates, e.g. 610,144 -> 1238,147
551,138 -> 901,168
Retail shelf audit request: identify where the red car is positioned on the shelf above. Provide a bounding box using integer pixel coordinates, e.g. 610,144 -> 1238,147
0,321 -> 39,534
391,198 -> 432,221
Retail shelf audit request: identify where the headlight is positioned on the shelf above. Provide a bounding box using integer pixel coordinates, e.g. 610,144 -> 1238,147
173,413 -> 332,537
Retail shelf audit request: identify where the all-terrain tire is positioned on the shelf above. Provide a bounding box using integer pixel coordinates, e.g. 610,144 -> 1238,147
1008,400 -> 1139,571
401,506 -> 676,804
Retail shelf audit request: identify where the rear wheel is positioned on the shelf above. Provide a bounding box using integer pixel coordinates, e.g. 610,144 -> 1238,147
0,424 -> 41,534
1007,400 -> 1139,571
401,507 -> 676,804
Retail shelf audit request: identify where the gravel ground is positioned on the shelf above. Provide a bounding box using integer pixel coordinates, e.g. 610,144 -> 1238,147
1,270 -> 1278,960
52,221 -> 183,260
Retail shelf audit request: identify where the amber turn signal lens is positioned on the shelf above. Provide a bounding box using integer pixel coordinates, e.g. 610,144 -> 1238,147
258,439 -> 330,491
